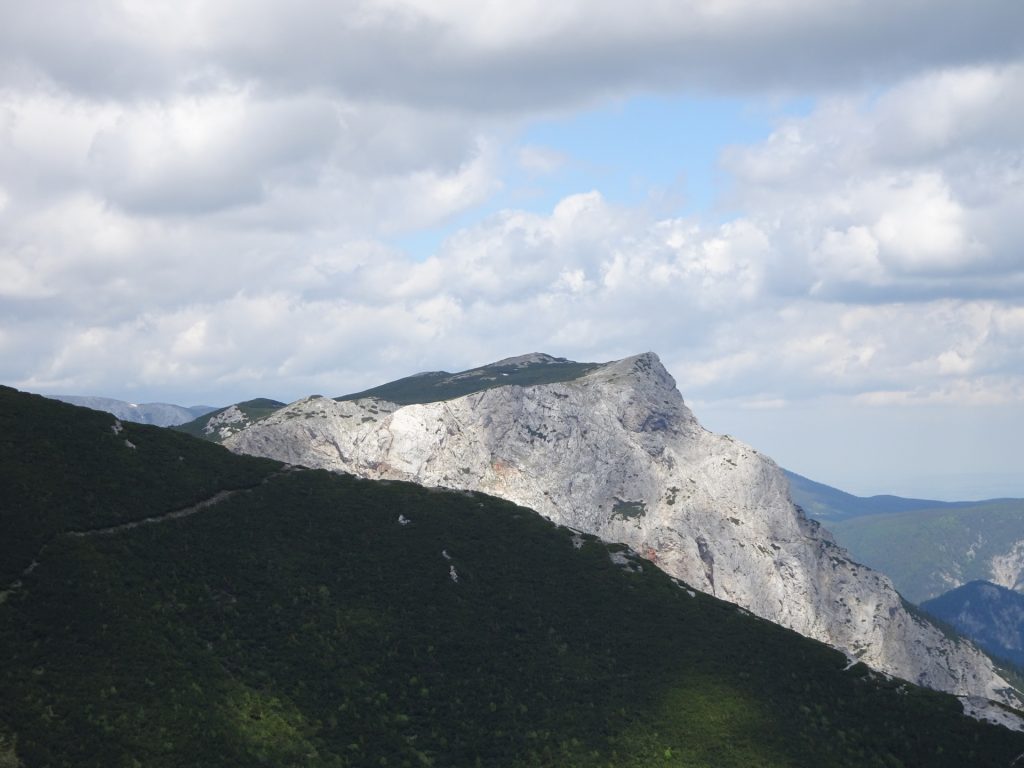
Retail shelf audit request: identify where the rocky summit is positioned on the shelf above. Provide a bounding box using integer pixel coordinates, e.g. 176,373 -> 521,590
225,352 -> 1019,707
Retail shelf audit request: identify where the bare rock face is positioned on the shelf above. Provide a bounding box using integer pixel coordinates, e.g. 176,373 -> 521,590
990,543 -> 1024,593
226,353 -> 1019,705
202,405 -> 254,441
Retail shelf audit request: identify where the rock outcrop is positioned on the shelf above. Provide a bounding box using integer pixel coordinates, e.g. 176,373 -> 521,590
226,353 -> 1019,705
989,543 -> 1024,593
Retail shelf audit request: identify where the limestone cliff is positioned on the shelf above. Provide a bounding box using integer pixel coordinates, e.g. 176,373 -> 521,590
225,353 -> 1018,705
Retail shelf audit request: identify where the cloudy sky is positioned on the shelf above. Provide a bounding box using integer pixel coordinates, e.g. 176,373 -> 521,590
2,1 -> 1023,499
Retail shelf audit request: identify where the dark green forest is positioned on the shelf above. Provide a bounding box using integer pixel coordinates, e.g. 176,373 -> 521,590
2,386 -> 1024,767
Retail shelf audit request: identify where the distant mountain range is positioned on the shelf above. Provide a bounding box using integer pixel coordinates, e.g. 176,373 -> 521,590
787,470 -> 1024,604
783,470 -> 987,521
48,395 -> 217,427
789,469 -> 1024,676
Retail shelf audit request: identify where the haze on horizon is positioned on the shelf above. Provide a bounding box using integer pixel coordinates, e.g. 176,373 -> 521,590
1,1 -> 1023,500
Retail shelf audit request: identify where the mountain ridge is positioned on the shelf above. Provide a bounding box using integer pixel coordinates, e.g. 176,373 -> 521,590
335,352 -> 601,405
46,395 -> 217,427
8,385 -> 1024,764
790,476 -> 1024,603
783,470 -> 994,521
223,352 -> 1021,707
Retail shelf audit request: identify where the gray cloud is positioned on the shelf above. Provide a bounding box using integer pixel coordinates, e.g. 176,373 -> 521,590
86,94 -> 342,215
4,1 -> 1023,106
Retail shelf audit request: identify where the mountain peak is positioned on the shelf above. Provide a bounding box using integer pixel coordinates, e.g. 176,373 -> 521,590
584,352 -> 677,393
226,352 -> 1020,707
489,352 -> 567,367
601,351 -> 663,373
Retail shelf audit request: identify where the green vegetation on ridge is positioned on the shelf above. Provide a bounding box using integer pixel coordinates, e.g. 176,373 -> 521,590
173,398 -> 287,443
2,387 -> 1024,767
0,387 -> 278,584
336,355 -> 600,406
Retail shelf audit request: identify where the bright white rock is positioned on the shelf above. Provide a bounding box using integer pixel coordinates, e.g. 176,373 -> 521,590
990,542 -> 1024,592
226,353 -> 1019,705
203,404 -> 253,440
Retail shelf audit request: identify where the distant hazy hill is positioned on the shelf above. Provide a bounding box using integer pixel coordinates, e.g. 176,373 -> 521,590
923,582 -> 1024,669
787,471 -> 1024,604
173,398 -> 286,443
4,385 -> 1024,766
49,395 -> 217,427
783,470 -> 975,521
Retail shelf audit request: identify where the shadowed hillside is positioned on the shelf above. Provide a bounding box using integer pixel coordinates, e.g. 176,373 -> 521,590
2,386 -> 1023,767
